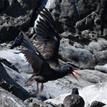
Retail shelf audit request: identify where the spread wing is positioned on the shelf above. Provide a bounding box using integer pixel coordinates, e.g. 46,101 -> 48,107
34,8 -> 60,40
22,49 -> 50,75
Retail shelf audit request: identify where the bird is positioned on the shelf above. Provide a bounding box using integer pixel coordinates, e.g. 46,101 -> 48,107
32,8 -> 61,66
10,31 -> 80,93
63,88 -> 85,107
90,101 -> 106,107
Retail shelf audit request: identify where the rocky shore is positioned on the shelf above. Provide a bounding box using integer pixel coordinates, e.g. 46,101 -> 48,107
0,0 -> 107,107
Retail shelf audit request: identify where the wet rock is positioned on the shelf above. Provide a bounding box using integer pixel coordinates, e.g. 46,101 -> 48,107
90,101 -> 106,107
95,64 -> 107,73
80,82 -> 107,106
0,88 -> 26,107
94,50 -> 107,65
0,0 -> 40,17
46,82 -> 107,107
0,0 -> 8,13
25,98 -> 55,107
59,38 -> 95,69
75,11 -> 101,35
87,38 -> 107,53
25,98 -> 47,107
0,13 -> 31,42
0,0 -> 43,43
99,0 -> 107,35
0,49 -> 106,95
1,49 -> 107,104
46,0 -> 100,33
0,49 -> 32,74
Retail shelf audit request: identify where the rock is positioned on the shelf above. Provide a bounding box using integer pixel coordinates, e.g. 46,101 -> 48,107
95,64 -> 107,73
0,88 -> 26,107
0,62 -> 32,100
94,50 -> 107,65
0,49 -> 107,104
60,31 -> 72,38
45,82 -> 107,107
87,38 -> 107,53
45,0 -> 100,33
1,0 -> 40,17
99,0 -> 107,35
0,49 -> 33,74
0,0 -> 8,13
0,13 -> 31,42
0,0 -> 44,43
80,82 -> 107,106
59,38 -> 95,69
75,11 -> 101,35
25,98 -> 47,107
25,98 -> 56,107
90,101 -> 106,107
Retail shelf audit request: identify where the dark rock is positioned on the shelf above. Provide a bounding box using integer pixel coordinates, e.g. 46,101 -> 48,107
94,50 -> 107,65
98,0 -> 107,35
0,60 -> 32,100
0,13 -> 31,43
46,0 -> 100,33
0,88 -> 26,107
45,82 -> 107,106
59,38 -> 95,69
24,98 -> 55,107
86,38 -> 107,53
1,49 -> 107,100
0,0 -> 44,43
0,0 -> 40,17
75,11 -> 101,35
95,64 -> 107,73
90,101 -> 105,107
0,0 -> 8,13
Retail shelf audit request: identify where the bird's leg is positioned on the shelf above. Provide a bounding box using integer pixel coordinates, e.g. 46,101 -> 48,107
40,83 -> 44,92
32,76 -> 45,93
36,81 -> 39,93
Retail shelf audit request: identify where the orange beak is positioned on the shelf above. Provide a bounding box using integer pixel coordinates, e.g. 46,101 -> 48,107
71,69 -> 80,80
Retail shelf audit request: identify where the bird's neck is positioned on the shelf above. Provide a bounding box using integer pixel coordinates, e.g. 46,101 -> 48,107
52,68 -> 69,79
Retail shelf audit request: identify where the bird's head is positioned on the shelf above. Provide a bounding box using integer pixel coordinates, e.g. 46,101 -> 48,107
72,88 -> 79,95
10,32 -> 24,49
60,63 -> 80,80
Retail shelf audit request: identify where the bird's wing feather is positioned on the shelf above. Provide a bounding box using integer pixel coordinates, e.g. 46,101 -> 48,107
22,49 -> 50,74
35,8 -> 60,40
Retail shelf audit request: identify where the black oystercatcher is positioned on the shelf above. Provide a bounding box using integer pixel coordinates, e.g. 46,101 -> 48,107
33,8 -> 60,65
10,32 -> 79,93
63,88 -> 85,107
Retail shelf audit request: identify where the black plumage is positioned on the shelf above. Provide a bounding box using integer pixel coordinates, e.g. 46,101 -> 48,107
63,88 -> 85,107
11,32 -> 79,92
33,8 -> 60,64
